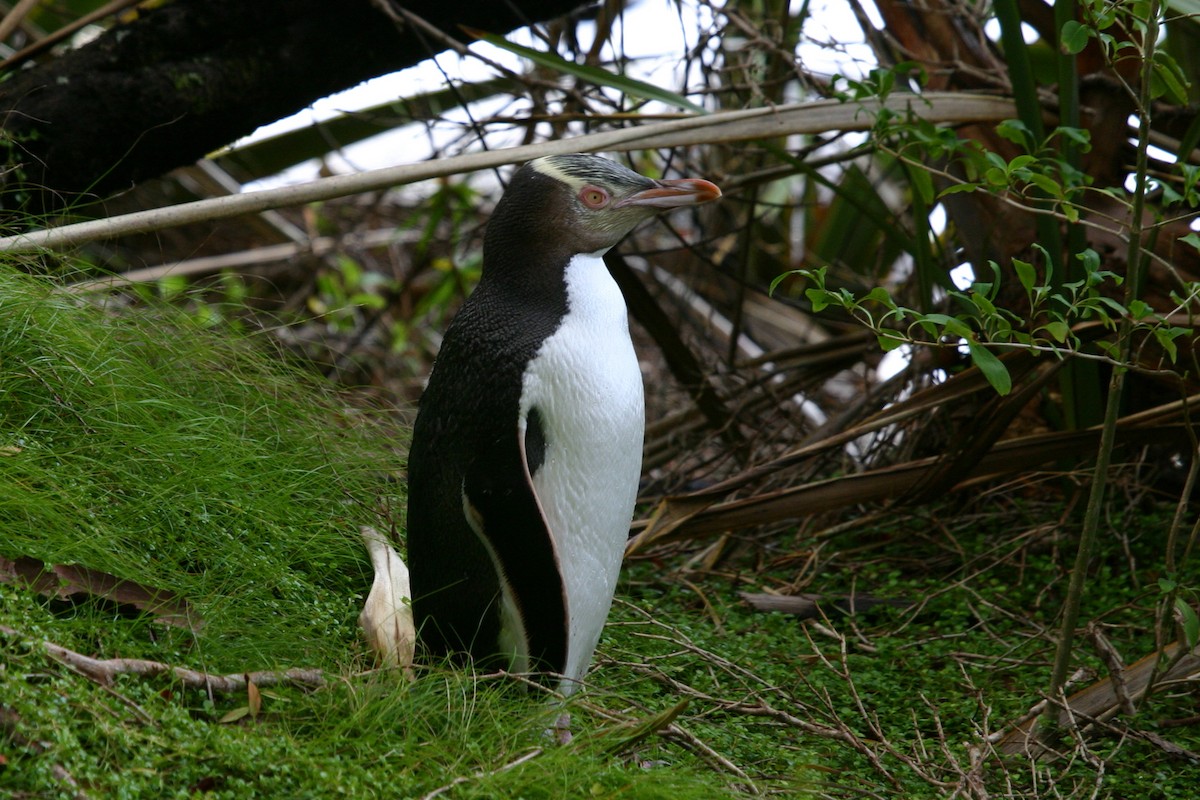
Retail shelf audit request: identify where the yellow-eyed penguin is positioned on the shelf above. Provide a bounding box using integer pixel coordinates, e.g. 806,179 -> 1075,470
406,153 -> 721,694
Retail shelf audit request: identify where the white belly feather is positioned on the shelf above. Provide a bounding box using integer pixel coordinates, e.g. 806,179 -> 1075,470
518,252 -> 644,692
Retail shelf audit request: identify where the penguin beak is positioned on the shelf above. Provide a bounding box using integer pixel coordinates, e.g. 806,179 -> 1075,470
615,178 -> 722,210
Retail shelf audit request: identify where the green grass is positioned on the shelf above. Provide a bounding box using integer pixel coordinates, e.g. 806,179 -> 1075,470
2,265 -> 1196,798
0,265 -> 391,670
0,266 -> 753,799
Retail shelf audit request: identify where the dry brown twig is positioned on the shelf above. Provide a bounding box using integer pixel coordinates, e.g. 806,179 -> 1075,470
418,748 -> 544,800
0,624 -> 326,692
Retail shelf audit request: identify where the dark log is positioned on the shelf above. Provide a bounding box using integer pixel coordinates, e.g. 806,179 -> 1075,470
0,0 -> 591,220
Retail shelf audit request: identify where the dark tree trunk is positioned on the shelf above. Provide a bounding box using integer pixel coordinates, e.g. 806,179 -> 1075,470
0,0 -> 588,222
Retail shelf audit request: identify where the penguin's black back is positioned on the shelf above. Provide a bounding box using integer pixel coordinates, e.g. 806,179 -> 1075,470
406,165 -> 575,672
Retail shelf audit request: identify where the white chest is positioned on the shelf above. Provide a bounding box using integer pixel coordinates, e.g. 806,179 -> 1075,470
518,252 -> 644,690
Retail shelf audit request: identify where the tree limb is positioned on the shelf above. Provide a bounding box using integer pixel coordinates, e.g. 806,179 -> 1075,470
0,0 -> 589,218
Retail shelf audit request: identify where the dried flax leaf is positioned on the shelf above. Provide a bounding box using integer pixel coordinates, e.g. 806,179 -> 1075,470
0,555 -> 201,631
998,638 -> 1200,757
604,698 -> 694,755
740,592 -> 908,619
628,357 -> 1200,553
632,423 -> 1193,549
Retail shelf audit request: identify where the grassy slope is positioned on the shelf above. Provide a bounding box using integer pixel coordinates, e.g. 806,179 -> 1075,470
2,266 -> 1196,798
0,267 -> 746,799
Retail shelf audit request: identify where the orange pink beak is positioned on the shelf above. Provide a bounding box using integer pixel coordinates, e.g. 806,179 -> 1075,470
615,177 -> 722,210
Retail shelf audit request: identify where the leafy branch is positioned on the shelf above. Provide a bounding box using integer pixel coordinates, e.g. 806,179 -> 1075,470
778,258 -> 1195,395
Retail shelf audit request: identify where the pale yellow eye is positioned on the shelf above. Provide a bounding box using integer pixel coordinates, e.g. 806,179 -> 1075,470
580,187 -> 608,208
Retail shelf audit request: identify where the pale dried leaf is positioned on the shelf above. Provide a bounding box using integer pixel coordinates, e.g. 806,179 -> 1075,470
358,525 -> 416,676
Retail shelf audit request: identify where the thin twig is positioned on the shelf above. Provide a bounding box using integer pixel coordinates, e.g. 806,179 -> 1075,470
419,748 -> 543,800
1045,0 -> 1162,725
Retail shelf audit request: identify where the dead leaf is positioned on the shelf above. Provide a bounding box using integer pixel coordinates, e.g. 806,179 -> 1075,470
358,526 -> 415,677
246,676 -> 261,719
741,592 -> 908,619
998,638 -> 1200,756
605,698 -> 692,754
0,555 -> 201,631
218,706 -> 251,725
631,423 -> 1191,550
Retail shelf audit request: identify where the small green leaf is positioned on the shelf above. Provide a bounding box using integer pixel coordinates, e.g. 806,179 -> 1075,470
1096,296 -> 1129,317
768,270 -> 802,296
877,333 -> 907,352
937,182 -> 980,197
996,119 -> 1033,149
863,286 -> 897,308
971,292 -> 997,316
984,167 -> 1009,187
219,706 -> 251,724
1024,172 -> 1063,197
1040,321 -> 1070,342
1012,257 -> 1036,295
350,292 -> 387,309
1008,155 -> 1037,172
1127,299 -> 1152,319
337,255 -> 363,287
1060,21 -> 1090,55
1075,247 -> 1101,275
157,274 -> 188,300
1154,326 -> 1182,362
1151,50 -> 1190,105
805,288 -> 831,312
1159,577 -> 1178,593
943,317 -> 974,339
967,341 -> 1012,395
1055,126 -> 1092,150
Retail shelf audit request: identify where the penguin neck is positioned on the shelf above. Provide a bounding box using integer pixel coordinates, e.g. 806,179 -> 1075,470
479,225 -> 614,313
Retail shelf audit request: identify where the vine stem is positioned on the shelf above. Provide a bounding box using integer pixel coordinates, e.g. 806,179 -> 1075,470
1044,0 -> 1160,724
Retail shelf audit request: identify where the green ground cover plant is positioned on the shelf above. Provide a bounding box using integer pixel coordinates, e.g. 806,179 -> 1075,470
3,264 -> 1196,798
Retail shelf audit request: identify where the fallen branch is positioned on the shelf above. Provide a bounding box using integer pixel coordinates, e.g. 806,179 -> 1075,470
68,227 -> 419,292
0,93 -> 1015,254
0,624 -> 325,692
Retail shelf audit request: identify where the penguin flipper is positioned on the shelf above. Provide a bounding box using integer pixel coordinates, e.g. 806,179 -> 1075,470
460,415 -> 568,678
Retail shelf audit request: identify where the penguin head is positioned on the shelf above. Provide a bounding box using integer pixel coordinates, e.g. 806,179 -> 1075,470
487,154 -> 722,258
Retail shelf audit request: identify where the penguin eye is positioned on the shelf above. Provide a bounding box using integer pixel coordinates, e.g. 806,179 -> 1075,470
580,186 -> 610,209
